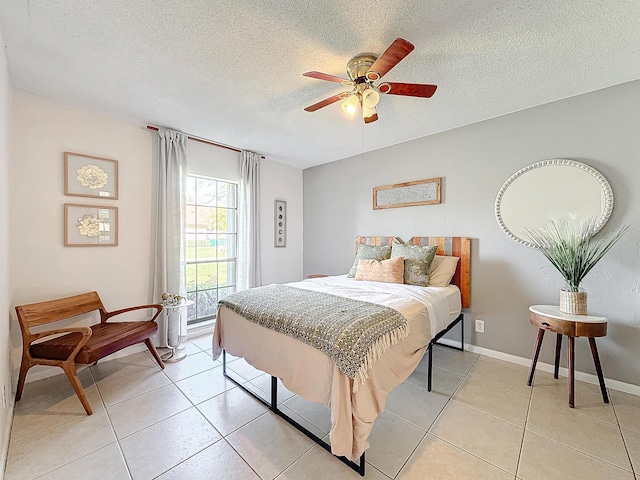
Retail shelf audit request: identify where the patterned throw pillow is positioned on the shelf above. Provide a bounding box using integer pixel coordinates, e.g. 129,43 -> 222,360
347,244 -> 392,277
355,257 -> 404,283
391,242 -> 438,286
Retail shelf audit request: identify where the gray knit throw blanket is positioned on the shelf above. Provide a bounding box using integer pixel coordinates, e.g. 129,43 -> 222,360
219,284 -> 409,389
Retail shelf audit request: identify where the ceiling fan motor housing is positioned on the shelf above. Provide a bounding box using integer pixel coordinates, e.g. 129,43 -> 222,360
346,53 -> 378,82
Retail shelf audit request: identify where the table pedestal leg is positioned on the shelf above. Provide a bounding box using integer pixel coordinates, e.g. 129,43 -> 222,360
568,336 -> 575,408
554,333 -> 562,379
589,337 -> 609,404
528,329 -> 545,386
162,308 -> 187,363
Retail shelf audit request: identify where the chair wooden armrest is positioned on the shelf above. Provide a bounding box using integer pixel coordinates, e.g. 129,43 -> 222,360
101,304 -> 164,323
29,327 -> 93,341
15,292 -> 166,415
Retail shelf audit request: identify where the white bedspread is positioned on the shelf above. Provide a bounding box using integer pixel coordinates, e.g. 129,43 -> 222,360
292,275 -> 459,338
213,276 -> 461,461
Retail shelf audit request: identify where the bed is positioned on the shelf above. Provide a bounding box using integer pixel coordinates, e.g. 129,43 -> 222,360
212,236 -> 471,475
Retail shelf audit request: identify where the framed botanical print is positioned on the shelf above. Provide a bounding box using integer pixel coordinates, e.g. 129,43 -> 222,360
64,203 -> 118,246
64,152 -> 119,199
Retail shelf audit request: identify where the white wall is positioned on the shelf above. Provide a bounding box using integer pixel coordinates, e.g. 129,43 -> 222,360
0,28 -> 14,475
260,158 -> 304,285
303,80 -> 640,387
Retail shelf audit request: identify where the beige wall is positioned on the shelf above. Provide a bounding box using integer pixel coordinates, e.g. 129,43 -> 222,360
9,92 -> 157,381
303,80 -> 640,387
8,92 -> 304,384
0,26 -> 13,475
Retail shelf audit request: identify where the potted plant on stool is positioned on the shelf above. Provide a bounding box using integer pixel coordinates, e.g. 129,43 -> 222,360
525,218 -> 628,315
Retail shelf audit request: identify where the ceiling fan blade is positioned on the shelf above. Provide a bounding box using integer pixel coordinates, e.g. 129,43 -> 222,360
378,82 -> 437,98
366,38 -> 414,81
303,71 -> 352,85
304,93 -> 349,112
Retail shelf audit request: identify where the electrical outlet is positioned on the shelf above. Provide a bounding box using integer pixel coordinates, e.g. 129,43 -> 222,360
475,319 -> 485,334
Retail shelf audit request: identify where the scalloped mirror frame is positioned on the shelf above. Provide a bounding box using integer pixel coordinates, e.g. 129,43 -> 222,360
495,159 -> 614,248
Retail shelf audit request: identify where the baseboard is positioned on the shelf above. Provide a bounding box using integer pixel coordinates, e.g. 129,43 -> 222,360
186,320 -> 215,339
0,390 -> 14,478
437,338 -> 640,396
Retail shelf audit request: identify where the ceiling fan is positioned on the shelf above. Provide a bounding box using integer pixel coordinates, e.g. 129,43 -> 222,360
303,38 -> 437,124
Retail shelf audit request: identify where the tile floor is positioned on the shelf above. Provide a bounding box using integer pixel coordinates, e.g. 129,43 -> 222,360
4,335 -> 639,480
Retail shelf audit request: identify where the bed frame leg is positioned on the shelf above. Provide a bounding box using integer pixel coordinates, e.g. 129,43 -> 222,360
222,350 -> 226,375
271,376 -> 278,412
426,313 -> 465,392
427,343 -> 433,392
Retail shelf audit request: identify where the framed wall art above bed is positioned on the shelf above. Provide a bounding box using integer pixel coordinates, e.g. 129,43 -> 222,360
372,177 -> 441,210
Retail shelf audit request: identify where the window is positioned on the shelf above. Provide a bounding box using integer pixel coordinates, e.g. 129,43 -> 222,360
185,175 -> 238,324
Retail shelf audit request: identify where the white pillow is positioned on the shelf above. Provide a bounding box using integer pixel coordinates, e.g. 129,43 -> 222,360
428,256 -> 459,286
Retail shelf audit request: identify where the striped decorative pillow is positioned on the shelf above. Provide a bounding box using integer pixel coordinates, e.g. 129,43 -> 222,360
355,257 -> 404,284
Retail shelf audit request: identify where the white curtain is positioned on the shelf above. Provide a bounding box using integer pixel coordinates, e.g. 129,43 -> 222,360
150,128 -> 188,347
237,150 -> 262,291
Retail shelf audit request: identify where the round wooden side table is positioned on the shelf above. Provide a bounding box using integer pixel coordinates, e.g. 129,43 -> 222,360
527,305 -> 608,408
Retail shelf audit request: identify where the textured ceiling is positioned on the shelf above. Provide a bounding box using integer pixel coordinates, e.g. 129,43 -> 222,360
1,1 -> 639,168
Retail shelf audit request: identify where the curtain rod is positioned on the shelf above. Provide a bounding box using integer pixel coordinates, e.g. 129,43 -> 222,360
146,125 -> 264,158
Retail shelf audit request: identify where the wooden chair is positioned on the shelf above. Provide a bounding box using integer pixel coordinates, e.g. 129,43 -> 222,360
15,291 -> 165,415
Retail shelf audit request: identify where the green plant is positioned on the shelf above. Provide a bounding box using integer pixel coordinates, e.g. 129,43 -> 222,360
525,218 -> 629,292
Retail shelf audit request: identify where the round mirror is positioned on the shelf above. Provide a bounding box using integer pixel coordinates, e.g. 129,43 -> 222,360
495,159 -> 614,247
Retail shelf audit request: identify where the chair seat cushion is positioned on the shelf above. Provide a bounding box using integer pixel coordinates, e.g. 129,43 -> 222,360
30,321 -> 158,364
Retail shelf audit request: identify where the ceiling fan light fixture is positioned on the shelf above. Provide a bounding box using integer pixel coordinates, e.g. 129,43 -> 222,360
303,38 -> 437,122
362,88 -> 380,108
362,105 -> 378,123
341,94 -> 359,116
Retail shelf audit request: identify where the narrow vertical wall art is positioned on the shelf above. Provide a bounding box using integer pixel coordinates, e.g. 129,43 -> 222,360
275,200 -> 287,247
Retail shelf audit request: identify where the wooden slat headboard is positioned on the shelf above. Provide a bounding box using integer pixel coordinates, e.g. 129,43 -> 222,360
354,236 -> 399,250
355,236 -> 471,309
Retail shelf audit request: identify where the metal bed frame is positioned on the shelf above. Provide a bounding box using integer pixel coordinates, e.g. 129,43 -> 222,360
427,313 -> 465,391
222,350 -> 366,476
222,312 -> 464,477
